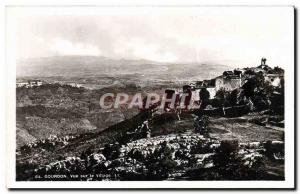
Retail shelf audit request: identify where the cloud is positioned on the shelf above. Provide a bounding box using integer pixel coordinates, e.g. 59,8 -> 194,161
50,38 -> 101,56
115,37 -> 178,62
16,8 -> 293,68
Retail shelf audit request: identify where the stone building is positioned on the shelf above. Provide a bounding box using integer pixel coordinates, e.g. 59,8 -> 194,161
214,72 -> 242,92
265,74 -> 283,87
183,70 -> 243,103
16,80 -> 43,88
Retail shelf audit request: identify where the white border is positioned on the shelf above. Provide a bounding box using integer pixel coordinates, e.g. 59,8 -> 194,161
5,5 -> 295,189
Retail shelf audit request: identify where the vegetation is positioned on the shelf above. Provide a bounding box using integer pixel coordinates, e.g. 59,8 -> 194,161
144,141 -> 177,180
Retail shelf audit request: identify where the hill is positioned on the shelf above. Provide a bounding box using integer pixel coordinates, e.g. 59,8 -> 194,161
17,56 -> 230,82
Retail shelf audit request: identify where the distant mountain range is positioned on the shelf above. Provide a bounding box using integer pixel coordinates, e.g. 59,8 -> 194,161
17,56 -> 231,82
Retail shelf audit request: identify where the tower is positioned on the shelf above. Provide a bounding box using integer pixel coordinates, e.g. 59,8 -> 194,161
261,57 -> 267,66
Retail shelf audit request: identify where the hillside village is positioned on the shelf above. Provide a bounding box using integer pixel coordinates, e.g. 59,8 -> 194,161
166,58 -> 283,107
205,58 -> 283,93
157,58 -> 284,123
16,79 -> 43,88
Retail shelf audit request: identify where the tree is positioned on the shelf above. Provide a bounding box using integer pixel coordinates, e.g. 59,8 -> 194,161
145,141 -> 177,180
215,88 -> 234,108
228,89 -> 239,106
215,88 -> 229,101
212,140 -> 266,180
128,148 -> 144,161
199,88 -> 210,102
273,66 -> 284,74
244,69 -> 255,75
194,115 -> 210,136
102,143 -> 120,160
212,140 -> 240,179
242,72 -> 265,99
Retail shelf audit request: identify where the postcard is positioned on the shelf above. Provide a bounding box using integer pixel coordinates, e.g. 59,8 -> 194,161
5,5 -> 295,189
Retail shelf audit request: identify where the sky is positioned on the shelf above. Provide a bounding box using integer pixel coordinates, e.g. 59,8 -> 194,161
16,7 -> 294,68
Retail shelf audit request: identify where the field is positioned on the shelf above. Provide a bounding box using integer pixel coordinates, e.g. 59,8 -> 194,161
209,115 -> 284,142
